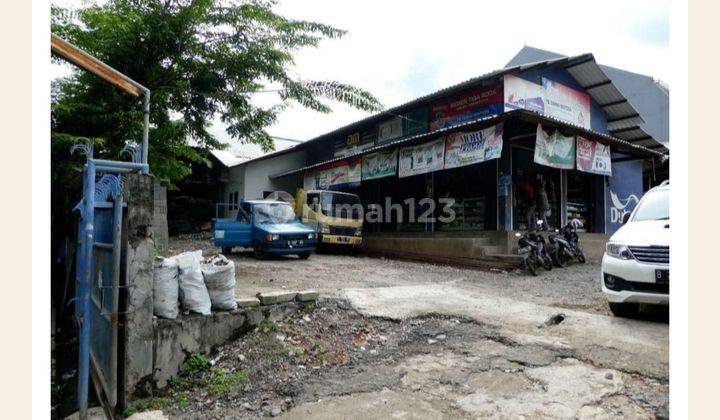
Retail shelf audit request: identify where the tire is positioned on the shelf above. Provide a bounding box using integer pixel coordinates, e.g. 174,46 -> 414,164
552,249 -> 566,268
577,251 -> 586,264
526,256 -> 538,276
608,302 -> 638,318
298,253 -> 311,260
541,251 -> 553,271
253,243 -> 266,260
221,246 -> 232,255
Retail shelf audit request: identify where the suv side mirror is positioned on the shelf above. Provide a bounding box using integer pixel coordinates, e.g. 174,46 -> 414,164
621,212 -> 631,225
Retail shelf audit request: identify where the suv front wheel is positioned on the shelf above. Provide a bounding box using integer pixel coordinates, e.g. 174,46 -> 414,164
608,302 -> 638,318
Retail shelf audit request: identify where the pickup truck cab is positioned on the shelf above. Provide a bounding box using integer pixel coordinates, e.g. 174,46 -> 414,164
213,200 -> 317,259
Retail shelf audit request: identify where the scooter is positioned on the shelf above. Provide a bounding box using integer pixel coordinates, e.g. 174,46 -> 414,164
515,220 -> 554,275
548,218 -> 586,266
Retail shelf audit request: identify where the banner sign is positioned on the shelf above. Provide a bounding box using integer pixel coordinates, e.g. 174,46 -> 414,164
605,160 -> 643,234
504,75 -> 545,114
398,138 -> 445,178
542,78 -> 591,129
534,124 -> 576,169
576,136 -> 612,176
362,149 -> 398,180
317,158 -> 361,189
444,122 -> 504,169
429,83 -> 503,131
334,128 -> 376,158
378,117 -> 404,144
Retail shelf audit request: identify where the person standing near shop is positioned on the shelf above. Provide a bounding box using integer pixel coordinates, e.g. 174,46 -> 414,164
535,174 -> 550,230
522,175 -> 536,230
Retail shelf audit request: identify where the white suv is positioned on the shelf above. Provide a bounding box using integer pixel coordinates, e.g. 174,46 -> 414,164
601,181 -> 669,317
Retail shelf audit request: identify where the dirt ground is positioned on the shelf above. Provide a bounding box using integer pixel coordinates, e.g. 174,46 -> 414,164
147,234 -> 669,419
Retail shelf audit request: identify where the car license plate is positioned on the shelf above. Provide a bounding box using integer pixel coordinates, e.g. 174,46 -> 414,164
655,269 -> 669,284
288,240 -> 303,247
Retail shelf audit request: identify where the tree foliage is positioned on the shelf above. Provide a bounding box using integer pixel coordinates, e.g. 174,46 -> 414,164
51,0 -> 383,186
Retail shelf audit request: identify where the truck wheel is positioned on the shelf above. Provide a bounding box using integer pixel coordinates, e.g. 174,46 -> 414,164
608,302 -> 638,318
298,253 -> 311,260
253,244 -> 266,260
221,247 -> 232,255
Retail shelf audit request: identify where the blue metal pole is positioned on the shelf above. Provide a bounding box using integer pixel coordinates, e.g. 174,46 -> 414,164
77,159 -> 95,418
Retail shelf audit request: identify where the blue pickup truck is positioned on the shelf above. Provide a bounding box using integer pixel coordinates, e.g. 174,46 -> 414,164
213,200 -> 317,259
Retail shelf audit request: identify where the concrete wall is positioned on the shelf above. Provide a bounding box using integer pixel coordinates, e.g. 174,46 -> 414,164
152,179 -> 169,252
243,150 -> 306,199
121,174 -> 156,399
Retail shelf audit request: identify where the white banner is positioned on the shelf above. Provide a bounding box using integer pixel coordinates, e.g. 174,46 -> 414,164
444,123 -> 504,169
317,159 -> 362,188
398,138 -> 445,178
378,116 -> 403,144
362,149 -> 398,180
542,78 -> 591,129
534,124 -> 576,169
576,136 -> 612,176
504,75 -> 545,114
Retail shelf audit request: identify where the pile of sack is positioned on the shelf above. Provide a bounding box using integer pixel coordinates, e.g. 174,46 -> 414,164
152,250 -> 237,319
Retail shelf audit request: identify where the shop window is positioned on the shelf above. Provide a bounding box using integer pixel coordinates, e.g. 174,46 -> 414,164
566,172 -> 593,232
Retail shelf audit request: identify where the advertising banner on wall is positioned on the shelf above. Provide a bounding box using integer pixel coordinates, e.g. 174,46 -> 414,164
429,83 -> 503,131
316,158 -> 362,189
605,159 -> 643,234
362,149 -> 398,180
398,138 -> 445,178
542,78 -> 591,129
444,122 -> 504,169
504,75 -> 545,114
378,116 -> 404,144
534,124 -> 575,169
576,136 -> 612,176
403,106 -> 429,137
334,128 -> 376,158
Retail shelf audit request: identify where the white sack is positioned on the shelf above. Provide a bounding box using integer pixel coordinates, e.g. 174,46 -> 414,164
175,250 -> 211,315
152,256 -> 179,319
201,254 -> 237,310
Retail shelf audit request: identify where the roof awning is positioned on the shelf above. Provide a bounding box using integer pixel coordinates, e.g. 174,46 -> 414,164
270,109 -> 665,179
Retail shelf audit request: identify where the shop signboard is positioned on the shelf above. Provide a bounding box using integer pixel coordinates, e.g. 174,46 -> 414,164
444,122 -> 504,169
576,136 -> 612,176
503,75 -> 545,114
429,83 -> 503,131
378,117 -> 404,144
362,149 -> 398,180
398,138 -> 445,178
542,78 -> 591,129
534,124 -> 575,169
317,158 -> 362,189
605,159 -> 643,234
334,128 -> 376,158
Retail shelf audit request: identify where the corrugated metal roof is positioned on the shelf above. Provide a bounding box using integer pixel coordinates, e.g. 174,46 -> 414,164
270,109 -> 664,180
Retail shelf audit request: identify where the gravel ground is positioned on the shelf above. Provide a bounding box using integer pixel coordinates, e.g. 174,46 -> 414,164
140,300 -> 667,419
166,234 -> 611,316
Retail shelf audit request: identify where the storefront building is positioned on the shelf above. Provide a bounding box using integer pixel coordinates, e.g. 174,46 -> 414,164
254,54 -> 667,258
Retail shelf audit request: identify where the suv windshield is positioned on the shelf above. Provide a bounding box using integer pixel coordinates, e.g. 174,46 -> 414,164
320,192 -> 362,219
632,189 -> 669,221
253,203 -> 296,224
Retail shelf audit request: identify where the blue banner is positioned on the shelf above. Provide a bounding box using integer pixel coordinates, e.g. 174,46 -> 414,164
605,159 -> 644,235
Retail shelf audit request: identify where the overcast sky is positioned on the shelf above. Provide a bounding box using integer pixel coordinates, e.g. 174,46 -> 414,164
53,0 -> 669,152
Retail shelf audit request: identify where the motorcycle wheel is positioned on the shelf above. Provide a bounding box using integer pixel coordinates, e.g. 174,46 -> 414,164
541,251 -> 553,270
577,251 -> 586,264
526,256 -> 538,276
553,249 -> 567,268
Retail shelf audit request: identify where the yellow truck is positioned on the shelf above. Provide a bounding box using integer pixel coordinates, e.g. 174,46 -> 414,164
294,189 -> 363,249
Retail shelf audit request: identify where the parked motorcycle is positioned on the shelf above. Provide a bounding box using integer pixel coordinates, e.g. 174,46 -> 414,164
548,218 -> 586,266
516,221 -> 554,275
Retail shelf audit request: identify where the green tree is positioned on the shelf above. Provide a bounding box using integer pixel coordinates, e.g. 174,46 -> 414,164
51,0 -> 383,186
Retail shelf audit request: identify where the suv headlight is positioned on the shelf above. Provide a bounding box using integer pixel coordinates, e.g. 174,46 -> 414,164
320,225 -> 330,234
265,233 -> 279,241
307,233 -> 314,239
606,242 -> 634,260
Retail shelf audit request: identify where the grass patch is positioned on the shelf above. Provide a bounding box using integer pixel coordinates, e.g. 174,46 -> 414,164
123,397 -> 169,418
208,368 -> 249,397
183,353 -> 211,375
258,321 -> 281,333
173,392 -> 189,409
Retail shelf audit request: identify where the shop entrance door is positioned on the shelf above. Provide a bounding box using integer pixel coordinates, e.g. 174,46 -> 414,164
511,147 -> 561,230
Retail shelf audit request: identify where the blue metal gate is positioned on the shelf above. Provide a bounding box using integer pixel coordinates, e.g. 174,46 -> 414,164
73,141 -> 148,418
